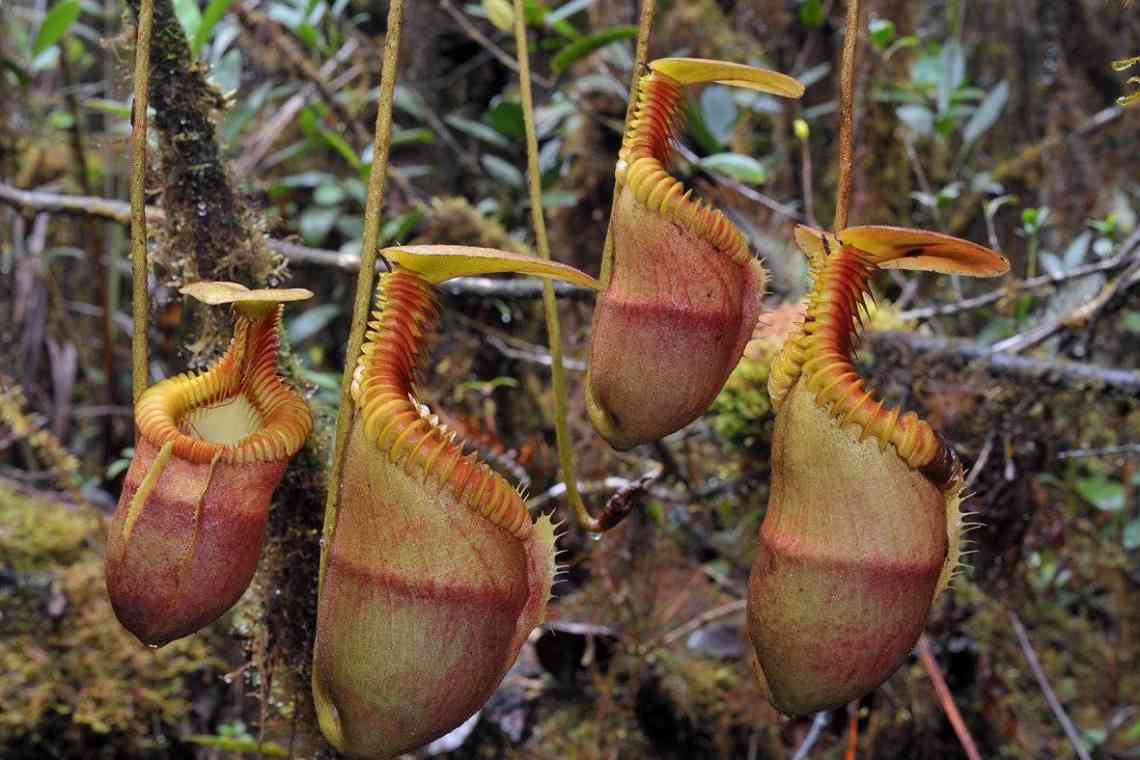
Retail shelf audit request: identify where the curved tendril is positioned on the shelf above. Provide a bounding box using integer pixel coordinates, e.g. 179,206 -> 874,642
513,0 -> 661,532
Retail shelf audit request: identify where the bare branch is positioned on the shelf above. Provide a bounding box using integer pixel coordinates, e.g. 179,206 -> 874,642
869,332 -> 1140,395
1009,612 -> 1093,760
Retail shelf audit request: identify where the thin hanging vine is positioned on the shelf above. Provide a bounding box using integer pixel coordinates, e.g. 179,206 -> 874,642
513,0 -> 660,532
129,0 -> 155,403
834,0 -> 862,231
318,0 -> 407,587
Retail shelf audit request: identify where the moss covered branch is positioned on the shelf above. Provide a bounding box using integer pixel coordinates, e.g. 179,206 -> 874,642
124,0 -> 281,286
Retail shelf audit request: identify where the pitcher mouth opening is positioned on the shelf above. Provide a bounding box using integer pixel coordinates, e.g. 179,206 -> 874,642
180,395 -> 264,446
134,304 -> 312,466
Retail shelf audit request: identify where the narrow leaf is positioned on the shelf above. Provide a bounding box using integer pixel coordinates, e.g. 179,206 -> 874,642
699,153 -> 768,186
33,0 -> 81,57
551,25 -> 637,74
961,80 -> 1009,147
444,115 -> 512,149
480,154 -> 524,189
193,0 -> 236,55
286,304 -> 341,344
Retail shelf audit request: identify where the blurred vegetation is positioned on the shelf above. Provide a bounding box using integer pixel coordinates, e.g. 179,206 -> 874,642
3,0 -> 1140,758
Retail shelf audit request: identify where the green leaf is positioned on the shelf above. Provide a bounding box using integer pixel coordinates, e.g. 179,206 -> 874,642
699,86 -> 738,148
300,206 -> 340,245
316,127 -> 360,169
937,40 -> 966,114
444,114 -> 511,149
798,0 -> 825,28
699,153 -> 768,186
184,735 -> 288,757
1076,476 -> 1125,512
314,182 -> 345,206
682,101 -> 722,155
172,0 -> 203,44
33,0 -> 81,57
486,99 -> 525,140
480,154 -> 524,189
540,190 -> 578,208
869,17 -> 896,51
961,80 -> 1008,147
379,208 -> 423,245
286,304 -> 340,344
83,98 -> 131,119
193,0 -> 236,55
550,25 -> 637,74
1125,518 -> 1140,551
896,104 -> 934,137
391,127 -> 436,147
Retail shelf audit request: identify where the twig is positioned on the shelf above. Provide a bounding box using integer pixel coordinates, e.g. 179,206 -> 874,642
439,0 -> 554,89
962,432 -> 995,493
235,4 -> 371,147
319,0 -> 405,590
59,35 -> 116,462
916,635 -> 982,760
903,135 -> 943,230
947,105 -> 1125,237
674,143 -> 803,221
0,182 -> 152,225
1009,611 -> 1093,760
129,0 -> 155,403
899,253 -> 1133,320
0,183 -> 600,300
660,599 -> 746,646
233,38 -> 359,177
844,701 -> 859,760
791,712 -> 831,760
441,277 -> 593,301
526,474 -> 681,511
833,0 -> 862,230
869,332 -> 1140,395
487,335 -> 586,372
991,257 -> 1140,354
1057,443 -> 1140,460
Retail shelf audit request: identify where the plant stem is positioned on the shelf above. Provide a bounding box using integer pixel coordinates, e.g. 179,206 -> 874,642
513,0 -> 658,532
917,635 -> 982,760
129,0 -> 155,403
598,0 -> 657,287
834,0 -> 861,231
318,0 -> 405,589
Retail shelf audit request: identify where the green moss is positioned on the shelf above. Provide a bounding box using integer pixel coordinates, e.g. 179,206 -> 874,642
708,353 -> 774,452
0,486 -> 96,570
0,481 -> 226,757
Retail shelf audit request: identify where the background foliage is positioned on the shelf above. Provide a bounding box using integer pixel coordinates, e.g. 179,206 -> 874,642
2,0 -> 1140,757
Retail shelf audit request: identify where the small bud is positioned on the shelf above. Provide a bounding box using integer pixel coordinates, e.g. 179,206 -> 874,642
586,58 -> 805,450
482,0 -> 515,32
794,118 -> 810,141
748,226 -> 1007,715
106,284 -> 313,646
